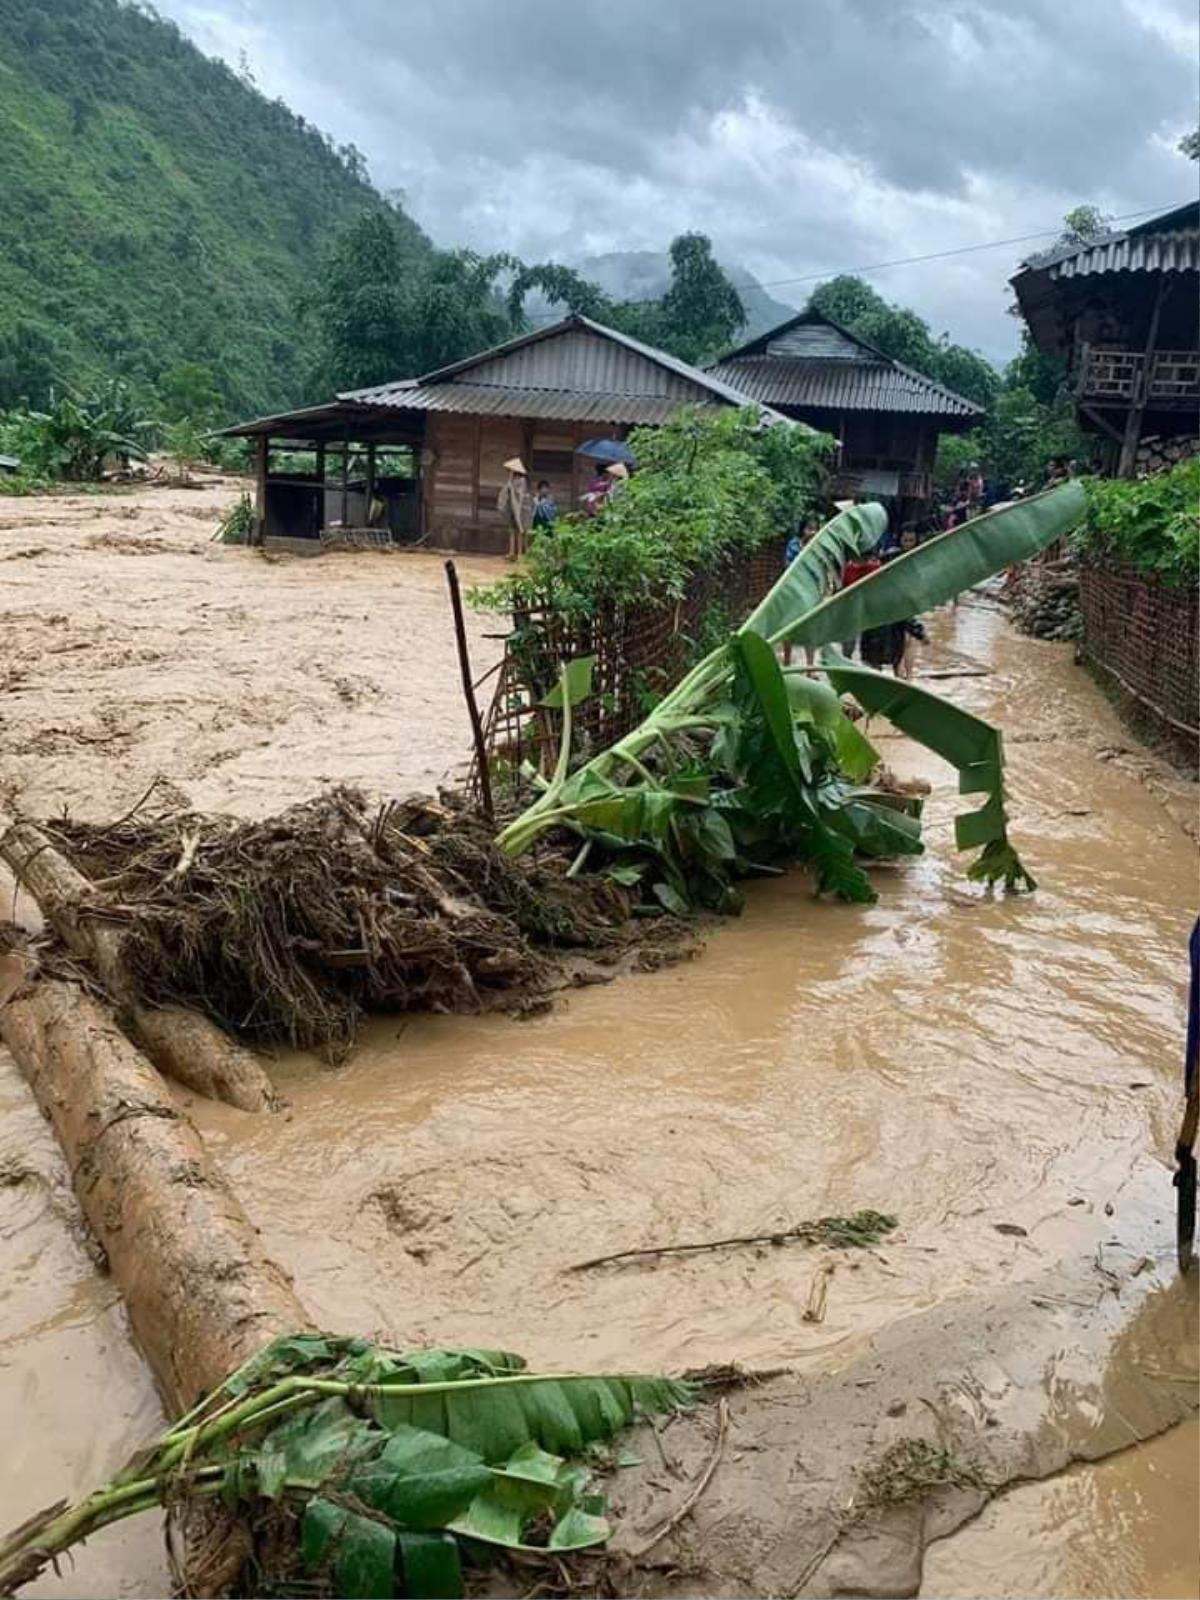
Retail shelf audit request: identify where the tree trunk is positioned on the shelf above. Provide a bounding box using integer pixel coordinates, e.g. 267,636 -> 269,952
0,814 -> 277,1111
0,972 -> 309,1409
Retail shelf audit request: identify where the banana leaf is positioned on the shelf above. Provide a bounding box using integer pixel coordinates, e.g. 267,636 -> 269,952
0,1339 -> 697,1600
731,632 -> 875,902
775,481 -> 1087,649
740,500 -> 889,643
816,655 -> 1036,891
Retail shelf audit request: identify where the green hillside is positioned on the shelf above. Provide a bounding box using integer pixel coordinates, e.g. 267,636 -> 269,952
0,0 -> 431,417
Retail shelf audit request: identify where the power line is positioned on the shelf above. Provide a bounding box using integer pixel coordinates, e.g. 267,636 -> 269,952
523,205 -> 1166,321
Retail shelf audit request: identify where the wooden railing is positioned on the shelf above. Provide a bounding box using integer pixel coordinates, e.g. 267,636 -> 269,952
898,470 -> 932,499
1076,345 -> 1200,406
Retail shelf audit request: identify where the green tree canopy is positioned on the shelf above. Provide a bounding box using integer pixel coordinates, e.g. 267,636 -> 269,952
308,222 -> 748,390
807,276 -> 1000,409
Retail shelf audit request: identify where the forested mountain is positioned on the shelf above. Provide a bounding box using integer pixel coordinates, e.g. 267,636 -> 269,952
0,0 -> 431,416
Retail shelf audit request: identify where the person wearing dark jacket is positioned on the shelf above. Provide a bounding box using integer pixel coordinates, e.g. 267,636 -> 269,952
859,526 -> 926,677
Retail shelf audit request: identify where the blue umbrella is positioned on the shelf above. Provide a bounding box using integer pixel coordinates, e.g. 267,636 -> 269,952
576,437 -> 636,466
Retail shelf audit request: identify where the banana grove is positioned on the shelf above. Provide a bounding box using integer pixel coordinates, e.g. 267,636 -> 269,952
497,483 -> 1088,906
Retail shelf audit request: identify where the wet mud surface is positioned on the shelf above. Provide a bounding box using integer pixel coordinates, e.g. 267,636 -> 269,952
0,475 -> 502,818
0,484 -> 1196,1595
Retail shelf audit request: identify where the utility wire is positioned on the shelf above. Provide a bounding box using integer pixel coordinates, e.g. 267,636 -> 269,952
522,204 -> 1167,321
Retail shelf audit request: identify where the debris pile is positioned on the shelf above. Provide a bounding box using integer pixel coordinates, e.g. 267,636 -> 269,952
44,788 -> 642,1057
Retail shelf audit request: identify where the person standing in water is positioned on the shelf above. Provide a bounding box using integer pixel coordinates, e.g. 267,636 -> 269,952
498,457 -> 531,560
859,525 -> 926,677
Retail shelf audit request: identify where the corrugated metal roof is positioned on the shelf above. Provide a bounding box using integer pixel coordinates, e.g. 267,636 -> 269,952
1044,228 -> 1199,279
708,355 -> 983,417
1014,201 -> 1199,282
392,314 -> 768,409
223,316 -> 794,438
349,382 -> 704,425
341,317 -> 773,415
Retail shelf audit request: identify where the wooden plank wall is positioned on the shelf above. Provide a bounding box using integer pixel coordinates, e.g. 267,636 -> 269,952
425,414 -> 625,553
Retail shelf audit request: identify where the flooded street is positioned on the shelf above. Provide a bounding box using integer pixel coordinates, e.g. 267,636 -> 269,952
0,484 -> 1196,1596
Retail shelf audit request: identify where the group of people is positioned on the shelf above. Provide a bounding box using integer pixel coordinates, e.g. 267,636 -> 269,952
783,512 -> 926,679
496,455 -> 628,560
841,523 -> 926,678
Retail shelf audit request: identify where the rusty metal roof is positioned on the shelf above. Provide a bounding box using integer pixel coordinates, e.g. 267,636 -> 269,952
708,354 -> 983,418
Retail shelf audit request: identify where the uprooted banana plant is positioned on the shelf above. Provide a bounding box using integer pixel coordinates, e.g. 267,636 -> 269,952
0,1336 -> 695,1598
497,482 -> 1087,905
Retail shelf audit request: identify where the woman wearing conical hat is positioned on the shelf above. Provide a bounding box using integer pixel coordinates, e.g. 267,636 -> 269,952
497,457 -> 530,560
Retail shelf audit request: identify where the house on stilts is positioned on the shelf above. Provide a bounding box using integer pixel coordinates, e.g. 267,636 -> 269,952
1009,199 -> 1199,477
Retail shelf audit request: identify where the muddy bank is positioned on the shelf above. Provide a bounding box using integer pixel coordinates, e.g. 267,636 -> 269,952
602,1241 -> 1197,1595
0,486 -> 1197,1595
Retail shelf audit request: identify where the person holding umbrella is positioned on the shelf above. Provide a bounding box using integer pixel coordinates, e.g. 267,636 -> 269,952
497,457 -> 531,560
577,438 -> 634,516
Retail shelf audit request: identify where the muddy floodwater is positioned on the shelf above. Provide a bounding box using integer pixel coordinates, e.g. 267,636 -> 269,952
0,482 -> 1196,1596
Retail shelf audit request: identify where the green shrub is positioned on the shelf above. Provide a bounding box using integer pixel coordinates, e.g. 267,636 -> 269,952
217,491 -> 255,544
473,406 -> 835,617
1075,459 -> 1200,584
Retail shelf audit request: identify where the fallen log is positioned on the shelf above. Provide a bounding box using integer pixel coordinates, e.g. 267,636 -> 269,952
0,967 -> 309,1411
0,959 -> 312,1594
0,812 -> 277,1110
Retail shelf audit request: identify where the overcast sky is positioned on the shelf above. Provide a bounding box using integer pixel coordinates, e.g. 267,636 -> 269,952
161,0 -> 1197,364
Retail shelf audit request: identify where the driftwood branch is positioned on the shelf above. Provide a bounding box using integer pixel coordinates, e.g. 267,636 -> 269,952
629,1397 -> 729,1558
0,812 -> 277,1111
568,1213 -> 894,1273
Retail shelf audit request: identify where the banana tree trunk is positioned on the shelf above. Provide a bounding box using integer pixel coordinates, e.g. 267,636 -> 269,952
0,814 -> 277,1112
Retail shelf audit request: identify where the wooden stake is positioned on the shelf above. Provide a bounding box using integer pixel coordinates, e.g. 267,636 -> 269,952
444,561 -> 494,823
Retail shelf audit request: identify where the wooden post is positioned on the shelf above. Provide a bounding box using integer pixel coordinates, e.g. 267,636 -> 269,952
365,441 -> 376,526
254,434 -> 269,545
314,441 -> 326,535
339,427 -> 350,527
1117,280 -> 1167,478
444,560 -> 494,823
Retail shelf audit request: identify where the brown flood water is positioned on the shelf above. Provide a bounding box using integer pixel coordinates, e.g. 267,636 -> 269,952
921,1419 -> 1200,1599
0,486 -> 1196,1596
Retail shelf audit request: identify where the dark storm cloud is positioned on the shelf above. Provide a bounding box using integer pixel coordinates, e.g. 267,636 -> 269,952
162,0 -> 1197,359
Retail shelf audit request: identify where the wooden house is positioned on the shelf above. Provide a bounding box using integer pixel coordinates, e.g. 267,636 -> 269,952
708,309 -> 984,520
1010,200 -> 1199,476
223,316 -> 778,554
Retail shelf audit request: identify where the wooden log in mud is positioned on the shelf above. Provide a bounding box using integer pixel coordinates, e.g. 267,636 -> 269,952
0,813 -> 276,1111
0,967 -> 310,1412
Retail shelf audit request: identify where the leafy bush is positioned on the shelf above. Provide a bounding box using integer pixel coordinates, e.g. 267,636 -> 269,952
0,409 -> 52,493
1075,459 -> 1200,584
17,380 -> 156,481
164,415 -> 208,482
217,492 -> 255,544
474,406 -> 835,617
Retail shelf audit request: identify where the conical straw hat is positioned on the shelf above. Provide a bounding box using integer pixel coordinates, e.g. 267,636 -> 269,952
503,457 -> 527,474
